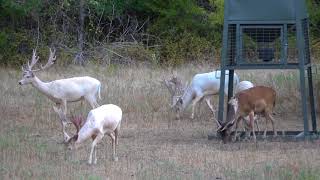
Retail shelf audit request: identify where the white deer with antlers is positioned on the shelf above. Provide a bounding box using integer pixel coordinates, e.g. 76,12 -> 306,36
19,48 -> 102,142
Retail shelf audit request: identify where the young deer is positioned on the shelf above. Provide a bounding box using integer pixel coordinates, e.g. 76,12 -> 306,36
64,104 -> 122,165
217,86 -> 277,143
19,48 -> 101,142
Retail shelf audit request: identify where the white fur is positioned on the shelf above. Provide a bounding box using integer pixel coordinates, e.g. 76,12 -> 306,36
19,49 -> 102,142
173,70 -> 240,119
72,104 -> 122,165
20,71 -> 101,142
235,81 -> 254,94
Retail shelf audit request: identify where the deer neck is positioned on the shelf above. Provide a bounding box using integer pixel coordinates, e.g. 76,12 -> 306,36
31,76 -> 53,98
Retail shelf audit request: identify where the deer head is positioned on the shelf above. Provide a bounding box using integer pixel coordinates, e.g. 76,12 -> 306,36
66,114 -> 85,149
163,75 -> 188,107
216,119 -> 234,143
19,48 -> 56,85
216,98 -> 238,143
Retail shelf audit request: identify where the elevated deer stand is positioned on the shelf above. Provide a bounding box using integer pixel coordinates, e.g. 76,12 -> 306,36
209,0 -> 318,141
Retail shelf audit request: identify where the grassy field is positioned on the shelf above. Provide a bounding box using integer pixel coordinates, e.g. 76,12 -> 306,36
1,63 -> 320,180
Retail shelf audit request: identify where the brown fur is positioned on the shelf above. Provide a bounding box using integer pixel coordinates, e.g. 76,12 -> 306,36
219,86 -> 277,143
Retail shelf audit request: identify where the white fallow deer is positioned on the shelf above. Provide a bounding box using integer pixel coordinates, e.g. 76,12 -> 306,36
63,104 -> 122,165
19,48 -> 101,142
216,86 -> 277,143
171,70 -> 240,120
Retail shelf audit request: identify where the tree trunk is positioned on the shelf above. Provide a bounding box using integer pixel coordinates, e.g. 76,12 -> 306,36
74,0 -> 85,65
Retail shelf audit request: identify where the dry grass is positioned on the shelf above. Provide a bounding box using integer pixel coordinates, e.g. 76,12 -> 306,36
1,63 -> 320,180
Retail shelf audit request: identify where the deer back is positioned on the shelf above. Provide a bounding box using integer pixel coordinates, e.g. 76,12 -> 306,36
236,86 -> 276,115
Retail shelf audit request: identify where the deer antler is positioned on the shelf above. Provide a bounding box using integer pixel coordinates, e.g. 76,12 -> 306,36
26,49 -> 40,71
28,48 -> 57,72
164,79 -> 175,96
40,48 -> 56,70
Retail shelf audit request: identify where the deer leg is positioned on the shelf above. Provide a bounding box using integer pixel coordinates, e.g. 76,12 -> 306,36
242,117 -> 251,140
198,98 -> 202,117
263,114 -> 269,139
108,133 -> 118,161
266,113 -> 277,137
53,103 -> 70,142
88,133 -> 103,165
204,97 -> 216,118
190,95 -> 203,119
249,112 -> 256,142
255,115 -> 260,132
61,100 -> 71,142
115,124 -> 120,146
233,116 -> 242,142
85,95 -> 99,109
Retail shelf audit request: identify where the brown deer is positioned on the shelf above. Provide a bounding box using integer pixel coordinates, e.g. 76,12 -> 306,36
216,86 -> 277,143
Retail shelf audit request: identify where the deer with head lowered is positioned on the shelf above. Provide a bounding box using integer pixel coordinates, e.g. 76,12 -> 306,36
19,48 -> 102,142
216,86 -> 277,143
57,104 -> 122,165
168,70 -> 240,120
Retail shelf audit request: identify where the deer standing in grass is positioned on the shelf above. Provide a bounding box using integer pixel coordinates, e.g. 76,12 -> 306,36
168,70 -> 240,119
60,104 -> 122,165
216,86 -> 277,143
19,48 -> 101,142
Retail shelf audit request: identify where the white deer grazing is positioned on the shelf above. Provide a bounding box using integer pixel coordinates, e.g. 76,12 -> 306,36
19,48 -> 101,142
64,104 -> 122,165
171,70 -> 240,119
216,86 -> 277,143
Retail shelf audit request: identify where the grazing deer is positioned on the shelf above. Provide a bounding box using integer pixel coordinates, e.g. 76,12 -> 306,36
216,86 -> 277,143
234,80 -> 261,139
171,70 -> 240,119
63,104 -> 122,165
19,48 -> 101,142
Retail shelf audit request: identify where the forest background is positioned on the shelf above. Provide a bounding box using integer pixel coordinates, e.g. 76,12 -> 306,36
1,0 -> 319,67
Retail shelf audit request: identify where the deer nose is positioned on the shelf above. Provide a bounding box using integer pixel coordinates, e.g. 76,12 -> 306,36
18,81 -> 22,85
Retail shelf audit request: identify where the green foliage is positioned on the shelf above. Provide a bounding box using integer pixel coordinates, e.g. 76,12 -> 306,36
0,29 -> 35,66
0,0 -> 42,18
307,0 -> 320,36
0,0 -> 319,66
161,31 -> 213,66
